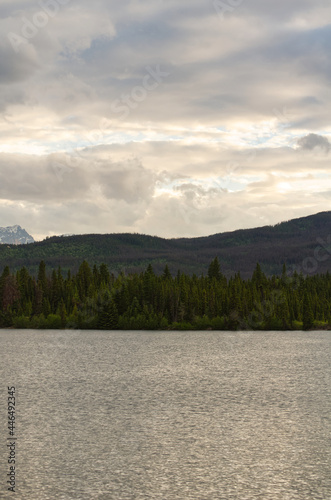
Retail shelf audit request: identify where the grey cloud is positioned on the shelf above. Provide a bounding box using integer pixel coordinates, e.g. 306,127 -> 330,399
97,159 -> 156,203
0,1 -> 330,239
0,154 -> 89,202
0,40 -> 39,84
2,0 -> 330,128
174,183 -> 223,200
297,133 -> 330,151
0,153 -> 157,204
0,143 -> 330,240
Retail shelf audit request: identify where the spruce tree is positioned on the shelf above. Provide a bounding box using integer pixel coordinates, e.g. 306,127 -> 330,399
302,291 -> 314,330
98,292 -> 119,330
208,257 -> 221,281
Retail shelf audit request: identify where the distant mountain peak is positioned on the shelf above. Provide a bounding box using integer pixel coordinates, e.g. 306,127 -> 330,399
0,225 -> 34,245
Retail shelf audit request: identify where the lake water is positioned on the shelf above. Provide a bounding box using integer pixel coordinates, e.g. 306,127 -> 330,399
0,330 -> 330,500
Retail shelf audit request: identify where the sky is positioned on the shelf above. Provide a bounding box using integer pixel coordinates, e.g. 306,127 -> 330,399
0,0 -> 330,241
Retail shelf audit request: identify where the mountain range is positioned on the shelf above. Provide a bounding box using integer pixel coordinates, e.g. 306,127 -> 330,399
0,212 -> 330,278
0,225 -> 35,245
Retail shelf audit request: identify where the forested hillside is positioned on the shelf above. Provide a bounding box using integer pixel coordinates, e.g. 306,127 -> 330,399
0,211 -> 330,278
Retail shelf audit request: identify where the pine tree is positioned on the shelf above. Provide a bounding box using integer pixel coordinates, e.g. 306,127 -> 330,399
58,298 -> 67,328
0,266 -> 10,307
98,292 -> 119,330
302,291 -> 314,330
77,261 -> 93,299
37,261 -> 48,294
208,257 -> 221,281
99,264 -> 110,286
252,263 -> 267,287
162,265 -> 172,280
143,264 -> 155,306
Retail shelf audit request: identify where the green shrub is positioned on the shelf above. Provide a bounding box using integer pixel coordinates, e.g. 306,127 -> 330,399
46,314 -> 62,329
13,315 -> 30,328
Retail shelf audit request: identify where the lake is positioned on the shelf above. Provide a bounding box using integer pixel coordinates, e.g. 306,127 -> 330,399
0,330 -> 330,499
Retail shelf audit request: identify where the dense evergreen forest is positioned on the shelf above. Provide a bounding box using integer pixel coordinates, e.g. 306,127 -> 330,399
0,211 -> 330,278
0,258 -> 330,331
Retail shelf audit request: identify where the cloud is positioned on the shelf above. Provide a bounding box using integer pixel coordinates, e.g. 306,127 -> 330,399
97,158 -> 157,203
0,152 -> 157,204
0,0 -> 330,239
0,38 -> 39,84
297,133 -> 330,151
0,141 -> 330,240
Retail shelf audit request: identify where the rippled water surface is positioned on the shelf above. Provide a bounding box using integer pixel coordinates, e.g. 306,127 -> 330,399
0,330 -> 330,499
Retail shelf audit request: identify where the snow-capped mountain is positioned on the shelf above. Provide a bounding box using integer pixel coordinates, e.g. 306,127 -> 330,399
0,225 -> 35,244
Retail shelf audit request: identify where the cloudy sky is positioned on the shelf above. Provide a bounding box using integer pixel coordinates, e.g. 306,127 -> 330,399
0,0 -> 330,240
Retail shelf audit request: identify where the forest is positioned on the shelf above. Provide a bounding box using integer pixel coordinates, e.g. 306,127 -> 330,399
0,258 -> 330,331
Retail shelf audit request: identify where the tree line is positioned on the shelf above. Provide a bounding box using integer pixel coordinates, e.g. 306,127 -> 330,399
1,212 -> 330,279
0,258 -> 330,330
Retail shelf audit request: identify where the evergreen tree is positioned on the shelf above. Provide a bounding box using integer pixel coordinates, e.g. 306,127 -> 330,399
98,292 -> 119,329
252,263 -> 267,287
208,257 -> 221,281
99,264 -> 110,286
37,261 -> 48,294
57,298 -> 67,328
0,266 -> 10,307
162,265 -> 172,280
302,291 -> 314,330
